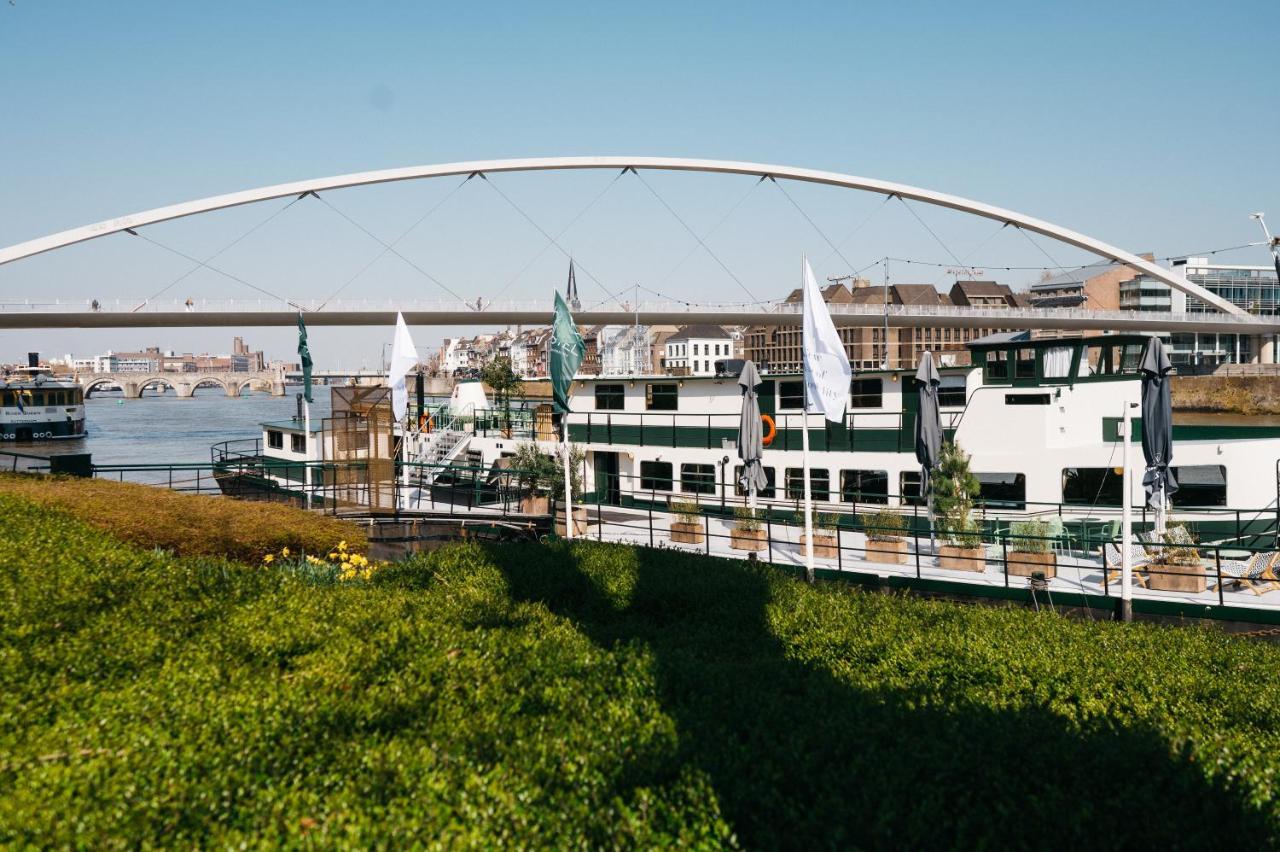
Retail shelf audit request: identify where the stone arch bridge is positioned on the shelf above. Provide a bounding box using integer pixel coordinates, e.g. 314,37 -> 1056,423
76,369 -> 286,399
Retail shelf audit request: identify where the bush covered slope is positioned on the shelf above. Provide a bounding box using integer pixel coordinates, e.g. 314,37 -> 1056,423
0,473 -> 365,561
2,490 -> 1280,847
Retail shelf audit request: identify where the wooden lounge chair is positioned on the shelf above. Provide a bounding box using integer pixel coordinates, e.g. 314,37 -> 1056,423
1218,552 -> 1280,596
1103,540 -> 1151,588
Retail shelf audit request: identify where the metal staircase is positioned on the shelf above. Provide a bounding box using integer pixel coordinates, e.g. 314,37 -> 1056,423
409,404 -> 473,491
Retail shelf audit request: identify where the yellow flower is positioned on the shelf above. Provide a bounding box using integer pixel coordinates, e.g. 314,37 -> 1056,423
306,555 -> 324,565
281,547 -> 290,558
327,552 -> 338,560
262,554 -> 274,564
337,541 -> 348,553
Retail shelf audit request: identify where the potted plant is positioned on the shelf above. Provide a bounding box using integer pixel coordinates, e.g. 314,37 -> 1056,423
1146,523 -> 1206,593
864,508 -> 908,564
1007,519 -> 1056,578
933,441 -> 985,572
549,443 -> 589,536
730,505 -> 767,551
480,355 -> 521,438
797,508 -> 840,559
670,499 -> 705,545
510,442 -> 557,515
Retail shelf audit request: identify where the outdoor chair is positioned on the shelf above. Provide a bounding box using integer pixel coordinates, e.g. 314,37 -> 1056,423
1218,552 -> 1280,596
1103,540 -> 1151,588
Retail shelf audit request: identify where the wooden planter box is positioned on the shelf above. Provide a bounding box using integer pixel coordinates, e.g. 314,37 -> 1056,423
730,526 -> 767,551
554,506 -> 589,537
866,538 -> 908,564
520,494 -> 550,515
1147,560 -> 1207,593
670,520 -> 705,545
938,545 -> 985,572
800,532 -> 839,559
1007,550 -> 1056,578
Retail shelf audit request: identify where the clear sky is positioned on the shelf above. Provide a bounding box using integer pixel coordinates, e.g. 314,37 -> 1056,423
1,0 -> 1276,367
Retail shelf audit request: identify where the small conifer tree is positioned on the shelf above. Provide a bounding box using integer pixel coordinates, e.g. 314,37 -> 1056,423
931,440 -> 981,547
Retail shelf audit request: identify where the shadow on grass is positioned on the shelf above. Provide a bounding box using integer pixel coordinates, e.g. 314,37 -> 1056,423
487,541 -> 1274,849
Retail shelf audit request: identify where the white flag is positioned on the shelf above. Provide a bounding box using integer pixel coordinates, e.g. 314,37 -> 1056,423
801,258 -> 852,423
388,312 -> 419,421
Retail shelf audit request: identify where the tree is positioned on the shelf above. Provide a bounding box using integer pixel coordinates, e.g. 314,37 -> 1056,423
480,355 -> 521,437
931,440 -> 981,546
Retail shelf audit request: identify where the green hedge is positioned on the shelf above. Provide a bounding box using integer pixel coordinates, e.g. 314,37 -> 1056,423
2,492 -> 1279,847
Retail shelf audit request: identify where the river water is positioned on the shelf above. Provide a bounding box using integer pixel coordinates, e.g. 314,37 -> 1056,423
21,388 -> 333,467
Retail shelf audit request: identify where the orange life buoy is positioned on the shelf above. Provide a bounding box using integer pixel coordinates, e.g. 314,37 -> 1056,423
419,412 -> 434,433
760,413 -> 776,447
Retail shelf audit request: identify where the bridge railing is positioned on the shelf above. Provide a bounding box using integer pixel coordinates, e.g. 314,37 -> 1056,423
1,297 -> 1270,328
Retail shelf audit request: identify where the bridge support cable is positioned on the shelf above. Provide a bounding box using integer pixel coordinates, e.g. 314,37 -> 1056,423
894,196 -> 972,273
474,172 -> 619,304
627,168 -> 762,305
318,175 -> 473,310
122,229 -> 303,310
817,193 -> 893,271
1013,224 -> 1081,282
131,194 -> 306,311
928,220 -> 1014,287
767,175 -> 863,281
487,170 -> 625,303
651,175 -> 764,292
306,192 -> 467,303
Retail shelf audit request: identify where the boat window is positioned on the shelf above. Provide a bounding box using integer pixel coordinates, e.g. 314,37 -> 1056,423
985,350 -> 1009,381
0,390 -> 11,406
1062,467 -> 1124,506
849,378 -> 882,409
840,469 -> 889,504
1042,345 -> 1074,379
1015,348 -> 1037,379
594,384 -> 625,411
291,433 -> 306,454
785,467 -> 830,501
1171,465 -> 1226,507
938,378 -> 967,407
680,463 -> 716,495
266,430 -> 284,450
899,471 -> 926,506
734,465 -> 777,498
976,472 -> 1026,509
640,460 -> 673,491
1005,394 -> 1052,406
645,383 -> 678,411
778,380 -> 805,410
72,388 -> 84,404
1118,343 -> 1144,373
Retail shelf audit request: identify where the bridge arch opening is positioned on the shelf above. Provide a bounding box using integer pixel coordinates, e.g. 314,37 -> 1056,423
136,378 -> 175,397
190,376 -> 231,395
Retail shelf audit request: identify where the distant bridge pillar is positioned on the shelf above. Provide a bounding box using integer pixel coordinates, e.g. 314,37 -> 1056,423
271,381 -> 286,397
226,382 -> 242,398
175,381 -> 196,398
122,381 -> 141,399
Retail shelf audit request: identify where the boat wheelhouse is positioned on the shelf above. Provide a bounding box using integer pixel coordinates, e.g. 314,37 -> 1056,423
0,367 -> 87,442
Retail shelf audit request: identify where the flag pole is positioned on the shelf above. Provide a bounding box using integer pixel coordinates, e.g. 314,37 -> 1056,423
303,398 -> 312,510
801,255 -> 815,583
1119,401 -> 1136,622
561,417 -> 574,540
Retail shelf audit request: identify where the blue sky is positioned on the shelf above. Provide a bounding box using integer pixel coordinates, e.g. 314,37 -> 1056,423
1,0 -> 1276,366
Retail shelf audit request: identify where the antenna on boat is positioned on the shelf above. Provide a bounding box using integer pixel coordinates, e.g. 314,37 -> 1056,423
1251,212 -> 1278,250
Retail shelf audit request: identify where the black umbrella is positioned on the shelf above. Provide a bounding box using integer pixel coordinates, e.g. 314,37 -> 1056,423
1140,337 -> 1178,527
914,352 -> 943,546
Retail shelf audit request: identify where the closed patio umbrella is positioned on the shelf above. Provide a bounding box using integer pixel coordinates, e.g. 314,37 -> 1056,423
737,360 -> 769,510
914,352 -> 943,549
1140,336 -> 1177,533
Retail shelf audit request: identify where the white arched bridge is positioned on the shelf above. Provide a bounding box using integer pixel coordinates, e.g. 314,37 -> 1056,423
0,156 -> 1264,334
77,369 -> 285,399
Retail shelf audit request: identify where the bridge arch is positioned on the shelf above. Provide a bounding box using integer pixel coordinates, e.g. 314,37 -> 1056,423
136,377 -> 176,396
82,377 -> 120,398
190,376 -> 230,394
233,376 -> 275,396
0,156 -> 1242,315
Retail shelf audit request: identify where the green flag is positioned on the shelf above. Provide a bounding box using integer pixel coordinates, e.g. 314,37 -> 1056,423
297,313 -> 313,403
550,291 -> 584,414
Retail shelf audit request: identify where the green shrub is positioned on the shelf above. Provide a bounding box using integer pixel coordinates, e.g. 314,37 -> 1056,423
3,492 -> 1280,847
733,505 -> 763,532
865,509 -> 906,541
1009,519 -> 1052,554
671,499 -> 702,525
793,507 -> 841,534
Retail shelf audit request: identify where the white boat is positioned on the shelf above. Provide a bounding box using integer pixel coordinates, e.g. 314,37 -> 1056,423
0,366 -> 87,442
